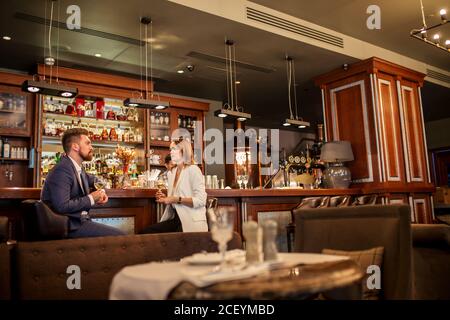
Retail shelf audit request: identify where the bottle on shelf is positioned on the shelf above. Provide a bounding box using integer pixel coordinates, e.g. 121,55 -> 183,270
117,124 -> 123,142
109,126 -> 118,141
101,127 -> 109,141
0,137 -> 3,157
3,138 -> 11,158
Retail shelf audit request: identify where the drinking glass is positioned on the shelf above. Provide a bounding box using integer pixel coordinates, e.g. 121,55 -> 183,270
94,176 -> 107,190
242,175 -> 248,189
236,175 -> 243,189
208,207 -> 235,271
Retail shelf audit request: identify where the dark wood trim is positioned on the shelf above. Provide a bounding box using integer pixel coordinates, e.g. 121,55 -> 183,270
0,71 -> 31,87
37,64 -> 148,92
314,57 -> 425,87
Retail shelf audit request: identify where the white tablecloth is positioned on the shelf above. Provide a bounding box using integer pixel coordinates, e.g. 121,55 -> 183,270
109,252 -> 348,300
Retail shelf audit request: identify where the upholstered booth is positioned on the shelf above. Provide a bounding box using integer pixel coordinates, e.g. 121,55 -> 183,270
412,224 -> 450,300
294,204 -> 412,299
1,231 -> 242,300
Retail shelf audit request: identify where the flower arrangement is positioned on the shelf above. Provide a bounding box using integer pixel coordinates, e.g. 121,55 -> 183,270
115,145 -> 136,174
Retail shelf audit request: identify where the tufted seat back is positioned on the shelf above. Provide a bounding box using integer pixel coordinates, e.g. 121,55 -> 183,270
12,232 -> 242,300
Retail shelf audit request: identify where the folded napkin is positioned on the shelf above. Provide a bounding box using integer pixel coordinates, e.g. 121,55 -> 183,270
182,249 -> 245,265
181,263 -> 270,288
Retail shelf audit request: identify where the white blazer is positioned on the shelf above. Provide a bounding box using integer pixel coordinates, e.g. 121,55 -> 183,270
160,165 -> 208,232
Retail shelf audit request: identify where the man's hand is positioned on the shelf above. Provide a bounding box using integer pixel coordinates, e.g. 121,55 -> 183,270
90,189 -> 107,204
97,192 -> 108,205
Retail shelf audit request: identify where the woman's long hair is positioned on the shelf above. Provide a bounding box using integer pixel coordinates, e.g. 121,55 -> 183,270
172,136 -> 194,165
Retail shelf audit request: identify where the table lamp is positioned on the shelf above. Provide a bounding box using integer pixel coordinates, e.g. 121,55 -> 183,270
320,141 -> 354,188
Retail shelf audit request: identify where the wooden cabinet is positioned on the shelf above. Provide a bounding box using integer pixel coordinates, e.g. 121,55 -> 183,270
0,84 -> 33,137
315,57 -> 434,223
149,106 -> 205,171
0,84 -> 34,188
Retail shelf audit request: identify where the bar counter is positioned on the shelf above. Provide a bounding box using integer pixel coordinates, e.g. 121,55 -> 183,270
0,186 -> 435,240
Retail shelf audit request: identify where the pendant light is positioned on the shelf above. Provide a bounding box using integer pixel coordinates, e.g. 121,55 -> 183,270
410,0 -> 449,53
22,0 -> 78,98
282,56 -> 310,129
123,17 -> 169,109
214,40 -> 251,121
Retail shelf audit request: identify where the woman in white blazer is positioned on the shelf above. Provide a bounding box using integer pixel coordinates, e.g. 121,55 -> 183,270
141,137 -> 208,233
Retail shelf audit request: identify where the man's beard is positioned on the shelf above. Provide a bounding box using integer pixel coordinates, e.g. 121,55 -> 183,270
80,150 -> 93,161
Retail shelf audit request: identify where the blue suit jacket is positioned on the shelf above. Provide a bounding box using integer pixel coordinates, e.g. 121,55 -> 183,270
41,155 -> 95,231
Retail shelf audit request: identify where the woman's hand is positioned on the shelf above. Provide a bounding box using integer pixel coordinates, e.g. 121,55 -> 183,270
156,196 -> 176,205
155,189 -> 165,200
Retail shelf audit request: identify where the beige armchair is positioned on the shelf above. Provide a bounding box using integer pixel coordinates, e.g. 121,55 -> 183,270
293,204 -> 413,299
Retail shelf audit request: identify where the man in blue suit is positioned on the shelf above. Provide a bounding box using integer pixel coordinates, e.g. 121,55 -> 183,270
41,128 -> 125,238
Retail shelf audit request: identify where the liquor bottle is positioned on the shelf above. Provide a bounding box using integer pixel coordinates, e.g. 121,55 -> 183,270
123,128 -> 130,142
95,100 -> 104,120
11,147 -> 17,159
109,126 -> 118,141
0,137 -> 3,157
95,155 -> 102,174
101,155 -> 108,174
117,125 -> 123,142
4,138 -> 12,158
128,128 -> 135,142
101,127 -> 109,141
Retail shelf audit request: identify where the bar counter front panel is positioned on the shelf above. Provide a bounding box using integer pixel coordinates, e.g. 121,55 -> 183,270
0,187 -> 435,244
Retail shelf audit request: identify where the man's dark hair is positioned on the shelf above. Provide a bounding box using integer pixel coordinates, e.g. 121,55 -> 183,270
164,154 -> 171,164
62,128 -> 89,153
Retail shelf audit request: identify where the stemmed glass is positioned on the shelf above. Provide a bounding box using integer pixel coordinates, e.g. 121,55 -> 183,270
94,176 -> 107,190
236,175 -> 243,189
208,207 -> 235,271
242,174 -> 248,189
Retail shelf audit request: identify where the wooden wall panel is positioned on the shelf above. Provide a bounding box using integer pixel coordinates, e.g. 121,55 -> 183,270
376,75 -> 404,182
329,80 -> 374,183
398,82 -> 427,182
410,195 -> 433,224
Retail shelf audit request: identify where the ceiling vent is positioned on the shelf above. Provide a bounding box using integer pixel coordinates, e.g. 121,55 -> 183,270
426,69 -> 450,85
14,12 -> 144,46
186,51 -> 276,73
246,7 -> 344,48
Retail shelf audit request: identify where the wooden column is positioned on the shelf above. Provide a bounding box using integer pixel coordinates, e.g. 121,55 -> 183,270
315,57 -> 434,223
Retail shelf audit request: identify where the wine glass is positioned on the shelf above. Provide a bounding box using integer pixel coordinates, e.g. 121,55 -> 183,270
236,175 -> 243,189
242,174 -> 249,189
94,176 -> 107,190
208,207 -> 235,271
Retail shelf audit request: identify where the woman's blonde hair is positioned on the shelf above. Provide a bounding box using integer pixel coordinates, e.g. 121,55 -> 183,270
172,136 -> 194,165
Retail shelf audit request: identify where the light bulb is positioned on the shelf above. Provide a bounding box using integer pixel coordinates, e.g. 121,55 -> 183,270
445,40 -> 450,48
60,92 -> 73,97
282,122 -> 291,127
177,70 -> 184,74
237,117 -> 247,121
217,113 -> 227,118
440,9 -> 447,21
27,86 -> 40,93
298,125 -> 306,129
433,34 -> 440,43
155,105 -> 166,110
2,36 -> 11,41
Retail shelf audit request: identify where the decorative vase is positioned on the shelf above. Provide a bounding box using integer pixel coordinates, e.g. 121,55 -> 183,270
323,162 -> 352,189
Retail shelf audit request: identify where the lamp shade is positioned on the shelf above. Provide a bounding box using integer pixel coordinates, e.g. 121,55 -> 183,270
320,141 -> 354,162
